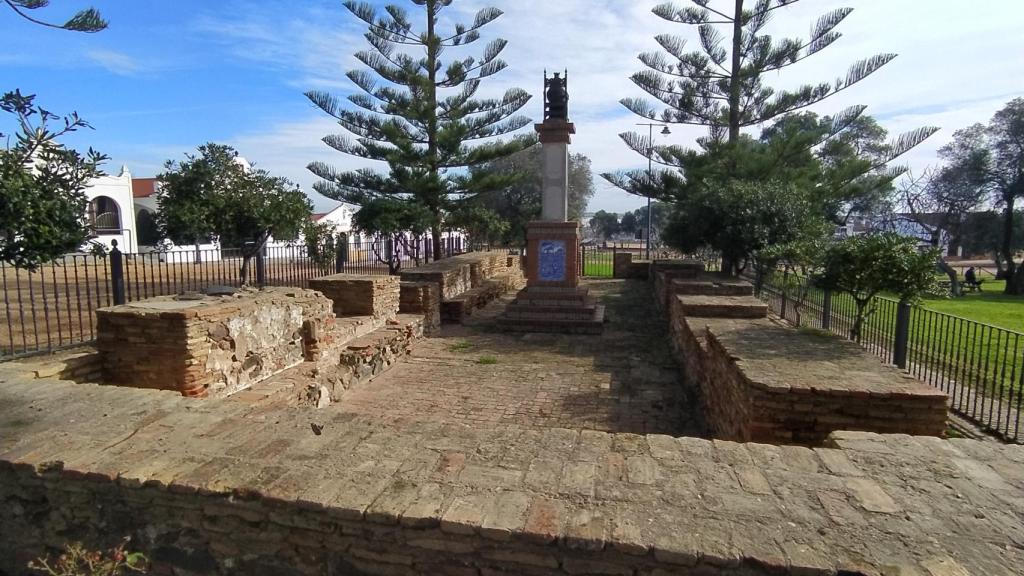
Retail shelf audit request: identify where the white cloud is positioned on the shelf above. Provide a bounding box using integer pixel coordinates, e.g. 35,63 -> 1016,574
203,0 -> 1024,213
86,49 -> 141,76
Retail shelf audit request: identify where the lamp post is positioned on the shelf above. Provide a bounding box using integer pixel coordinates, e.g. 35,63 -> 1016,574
636,123 -> 671,260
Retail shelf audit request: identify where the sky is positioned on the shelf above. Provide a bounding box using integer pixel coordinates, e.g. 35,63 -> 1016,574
3,0 -> 1023,215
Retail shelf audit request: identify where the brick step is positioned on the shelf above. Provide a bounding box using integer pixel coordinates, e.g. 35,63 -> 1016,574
499,305 -> 605,334
671,277 -> 754,297
675,295 -> 767,318
504,303 -> 598,317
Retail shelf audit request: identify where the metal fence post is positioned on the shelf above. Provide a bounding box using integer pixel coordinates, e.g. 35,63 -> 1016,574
893,299 -> 912,369
335,235 -> 348,273
822,289 -> 832,331
580,244 -> 586,277
109,240 -> 126,305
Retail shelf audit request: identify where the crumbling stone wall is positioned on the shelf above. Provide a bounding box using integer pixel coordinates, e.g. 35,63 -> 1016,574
400,281 -> 441,335
96,288 -> 335,398
308,274 -> 400,320
402,251 -> 524,324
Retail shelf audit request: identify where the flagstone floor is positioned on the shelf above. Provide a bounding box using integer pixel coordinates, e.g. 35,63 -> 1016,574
333,279 -> 706,436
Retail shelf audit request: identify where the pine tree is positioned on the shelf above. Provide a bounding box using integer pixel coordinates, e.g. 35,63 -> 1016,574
307,0 -> 533,260
3,1 -> 106,32
605,0 -> 935,197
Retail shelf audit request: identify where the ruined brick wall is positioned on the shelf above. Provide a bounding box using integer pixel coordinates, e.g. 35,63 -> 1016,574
399,281 -> 441,335
96,288 -> 335,398
308,274 -> 400,320
668,297 -> 949,444
651,260 -> 705,310
612,252 -> 649,279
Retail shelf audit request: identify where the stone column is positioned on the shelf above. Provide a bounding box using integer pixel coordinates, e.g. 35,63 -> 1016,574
529,120 -> 578,288
540,138 -> 569,221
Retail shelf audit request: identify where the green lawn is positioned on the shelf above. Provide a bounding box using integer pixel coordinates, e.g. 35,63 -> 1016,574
765,273 -> 1024,433
921,280 -> 1024,333
581,251 -> 614,277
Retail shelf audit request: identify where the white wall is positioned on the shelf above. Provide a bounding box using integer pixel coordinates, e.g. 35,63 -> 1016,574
82,167 -> 138,253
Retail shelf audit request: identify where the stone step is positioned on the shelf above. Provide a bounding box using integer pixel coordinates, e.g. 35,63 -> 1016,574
671,275 -> 754,297
674,295 -> 767,318
504,302 -> 598,317
498,305 -> 605,334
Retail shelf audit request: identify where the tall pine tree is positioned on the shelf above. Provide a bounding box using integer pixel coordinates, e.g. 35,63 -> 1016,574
605,0 -> 935,199
307,0 -> 533,260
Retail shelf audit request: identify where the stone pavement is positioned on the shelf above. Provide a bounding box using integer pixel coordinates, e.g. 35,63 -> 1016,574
331,279 -> 705,436
1,371 -> 1023,575
2,279 -> 1024,574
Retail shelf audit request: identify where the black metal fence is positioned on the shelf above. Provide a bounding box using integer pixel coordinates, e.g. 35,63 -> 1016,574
1,236 -> 466,360
757,272 -> 1023,443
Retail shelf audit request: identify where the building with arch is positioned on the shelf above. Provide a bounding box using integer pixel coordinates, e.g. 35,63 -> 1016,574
82,166 -> 138,253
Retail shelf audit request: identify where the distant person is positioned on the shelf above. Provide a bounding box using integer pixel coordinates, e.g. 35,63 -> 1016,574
964,266 -> 983,291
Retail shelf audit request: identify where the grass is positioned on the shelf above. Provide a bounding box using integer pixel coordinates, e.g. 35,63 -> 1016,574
920,280 -> 1024,333
447,340 -> 473,352
476,355 -> 498,365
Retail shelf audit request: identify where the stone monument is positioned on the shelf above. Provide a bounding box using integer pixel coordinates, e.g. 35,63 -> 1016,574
499,71 -> 605,334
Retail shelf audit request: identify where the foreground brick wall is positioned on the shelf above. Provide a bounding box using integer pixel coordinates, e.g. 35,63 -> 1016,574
308,274 -> 400,320
96,288 -> 335,398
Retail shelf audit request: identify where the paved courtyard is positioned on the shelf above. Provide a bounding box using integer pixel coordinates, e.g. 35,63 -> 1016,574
334,279 -> 706,436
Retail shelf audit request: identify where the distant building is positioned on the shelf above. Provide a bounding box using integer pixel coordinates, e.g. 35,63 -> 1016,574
82,166 -> 138,253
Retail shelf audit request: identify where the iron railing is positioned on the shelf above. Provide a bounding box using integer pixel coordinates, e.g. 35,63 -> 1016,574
1,236 -> 467,360
756,272 -> 1023,443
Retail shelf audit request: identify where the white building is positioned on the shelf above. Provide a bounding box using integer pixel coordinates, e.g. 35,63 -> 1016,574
82,166 -> 138,253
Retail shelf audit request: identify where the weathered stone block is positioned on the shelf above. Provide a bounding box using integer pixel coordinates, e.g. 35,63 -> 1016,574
308,274 -> 400,320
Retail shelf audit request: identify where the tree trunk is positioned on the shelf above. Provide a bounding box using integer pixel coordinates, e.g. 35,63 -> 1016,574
194,243 -> 201,266
727,0 -> 743,144
851,300 -> 868,343
431,224 -> 443,261
1002,198 -> 1017,294
936,258 -> 960,297
1008,261 -> 1024,295
240,255 -> 251,285
426,1 -> 442,262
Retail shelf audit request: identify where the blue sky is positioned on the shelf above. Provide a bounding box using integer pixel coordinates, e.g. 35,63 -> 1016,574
4,1 -> 1024,214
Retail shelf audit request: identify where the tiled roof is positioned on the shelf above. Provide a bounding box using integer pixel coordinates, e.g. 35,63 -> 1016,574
131,178 -> 158,198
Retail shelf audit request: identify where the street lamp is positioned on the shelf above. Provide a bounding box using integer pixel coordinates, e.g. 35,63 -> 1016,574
636,123 -> 671,260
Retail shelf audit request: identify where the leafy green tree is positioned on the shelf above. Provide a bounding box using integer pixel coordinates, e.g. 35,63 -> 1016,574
303,219 -> 340,270
446,203 -> 508,248
467,146 -> 595,245
157,144 -> 312,283
307,0 -> 533,261
0,90 -> 107,269
3,0 -> 106,32
156,144 -> 230,263
635,201 -> 672,245
619,211 -> 639,237
350,198 -> 433,274
589,210 -> 620,241
662,179 -> 830,274
939,99 -> 1024,294
817,233 -> 938,342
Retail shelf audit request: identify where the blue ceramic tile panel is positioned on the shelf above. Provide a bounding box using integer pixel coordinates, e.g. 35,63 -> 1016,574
538,240 -> 566,281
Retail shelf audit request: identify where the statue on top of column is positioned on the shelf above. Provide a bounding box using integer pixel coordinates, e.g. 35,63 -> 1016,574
544,71 -> 568,122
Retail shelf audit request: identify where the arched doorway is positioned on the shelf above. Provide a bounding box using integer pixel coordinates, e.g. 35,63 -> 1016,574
88,196 -> 122,235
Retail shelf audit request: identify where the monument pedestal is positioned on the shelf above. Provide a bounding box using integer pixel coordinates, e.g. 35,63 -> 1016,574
499,221 -> 604,334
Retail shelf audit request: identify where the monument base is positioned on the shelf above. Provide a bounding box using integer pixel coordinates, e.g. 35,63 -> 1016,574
498,221 -> 604,334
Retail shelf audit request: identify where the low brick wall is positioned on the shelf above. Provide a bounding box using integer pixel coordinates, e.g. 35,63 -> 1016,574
400,281 -> 441,335
402,252 -> 523,324
308,274 -> 400,320
670,295 -> 949,444
96,288 -> 335,398
651,260 -> 705,310
612,252 -> 649,279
